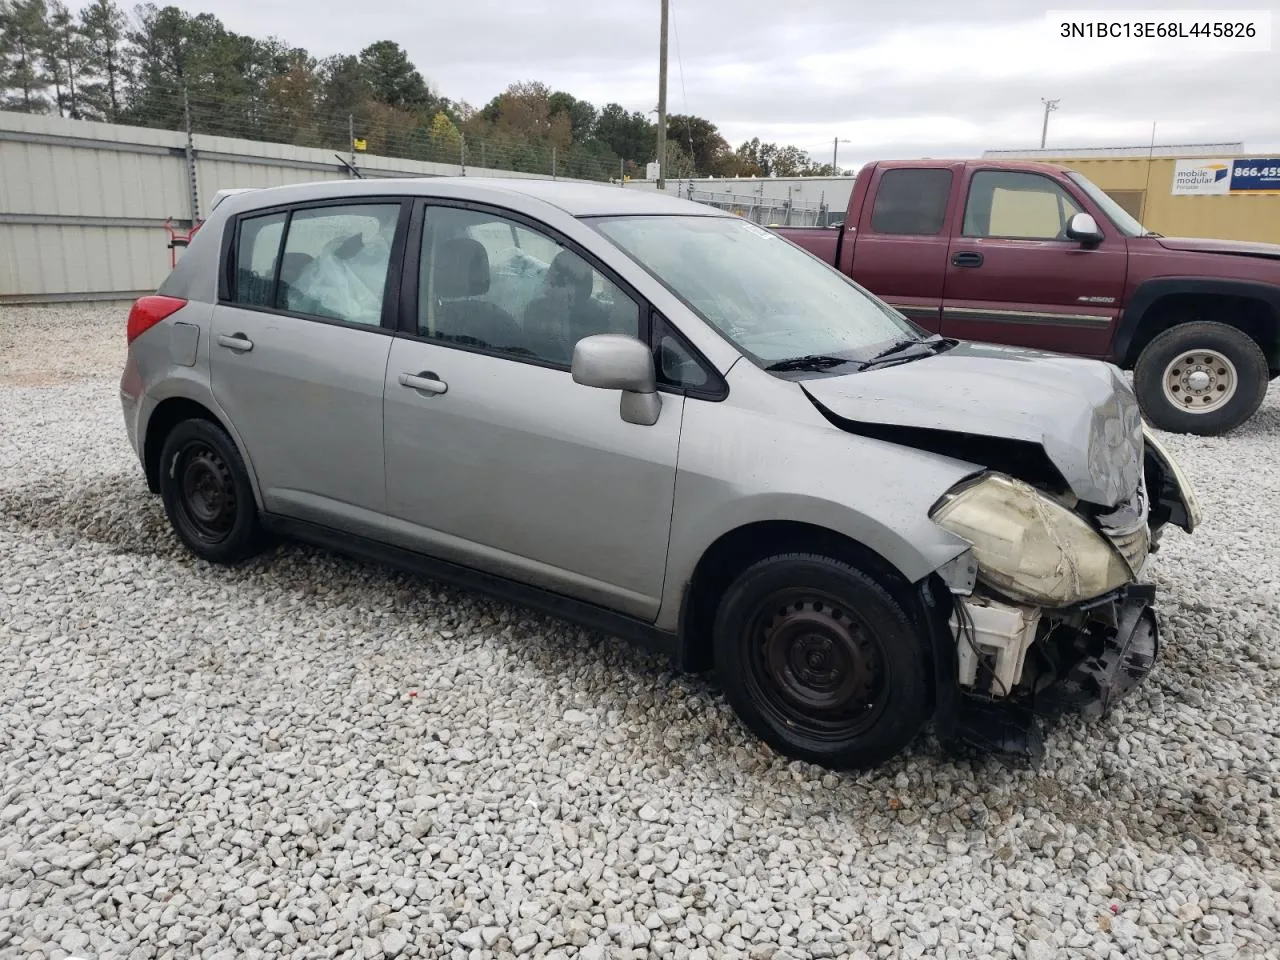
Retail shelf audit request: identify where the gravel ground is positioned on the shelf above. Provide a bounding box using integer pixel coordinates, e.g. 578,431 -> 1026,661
1,302 -> 1279,960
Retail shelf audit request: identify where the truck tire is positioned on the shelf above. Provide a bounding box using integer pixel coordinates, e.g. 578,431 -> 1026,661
712,552 -> 931,770
1133,321 -> 1269,436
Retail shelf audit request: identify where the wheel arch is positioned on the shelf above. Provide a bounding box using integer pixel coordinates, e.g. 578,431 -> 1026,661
1115,278 -> 1280,373
676,519 -> 932,674
142,393 -> 263,508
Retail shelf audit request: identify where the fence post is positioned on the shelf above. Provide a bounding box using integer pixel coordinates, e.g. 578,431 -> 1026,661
620,159 -> 625,186
348,114 -> 355,172
182,85 -> 200,222
460,134 -> 467,176
552,146 -> 557,180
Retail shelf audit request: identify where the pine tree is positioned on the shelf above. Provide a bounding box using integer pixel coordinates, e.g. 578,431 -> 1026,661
41,0 -> 84,117
0,0 -> 51,112
77,0 -> 124,120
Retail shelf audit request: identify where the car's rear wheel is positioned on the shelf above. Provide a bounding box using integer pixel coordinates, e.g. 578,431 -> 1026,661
158,418 -> 265,564
712,553 -> 931,770
1133,322 -> 1268,435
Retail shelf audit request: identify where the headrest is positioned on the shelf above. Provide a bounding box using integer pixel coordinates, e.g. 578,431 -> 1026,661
436,237 -> 490,297
546,249 -> 593,299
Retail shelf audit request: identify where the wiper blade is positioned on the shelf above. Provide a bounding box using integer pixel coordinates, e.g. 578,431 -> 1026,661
765,354 -> 852,372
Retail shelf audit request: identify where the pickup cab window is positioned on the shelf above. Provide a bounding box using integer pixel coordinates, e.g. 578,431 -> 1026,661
870,168 -> 953,235
962,170 -> 1083,240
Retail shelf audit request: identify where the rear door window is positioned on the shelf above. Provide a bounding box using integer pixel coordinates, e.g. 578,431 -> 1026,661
276,204 -> 401,326
229,202 -> 403,326
869,169 -> 953,235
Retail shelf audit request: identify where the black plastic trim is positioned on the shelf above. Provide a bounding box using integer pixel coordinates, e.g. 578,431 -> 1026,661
261,514 -> 684,666
1113,276 -> 1280,366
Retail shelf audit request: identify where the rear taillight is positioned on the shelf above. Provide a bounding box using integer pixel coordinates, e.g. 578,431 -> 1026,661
127,295 -> 187,345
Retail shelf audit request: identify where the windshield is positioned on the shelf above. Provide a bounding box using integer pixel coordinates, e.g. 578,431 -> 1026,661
591,215 -> 926,367
1066,171 -> 1149,237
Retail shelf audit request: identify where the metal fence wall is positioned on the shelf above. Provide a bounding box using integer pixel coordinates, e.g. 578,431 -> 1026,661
0,112 -> 600,304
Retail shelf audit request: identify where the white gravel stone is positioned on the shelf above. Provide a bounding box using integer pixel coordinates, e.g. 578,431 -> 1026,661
2,303 -> 1279,958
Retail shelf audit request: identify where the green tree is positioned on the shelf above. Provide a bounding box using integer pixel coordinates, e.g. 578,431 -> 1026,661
548,89 -> 596,143
358,40 -> 430,112
0,0 -> 51,112
78,0 -> 127,120
666,113 -> 729,175
425,109 -> 460,161
318,53 -> 370,128
769,144 -> 815,177
42,0 -> 84,117
595,102 -> 652,163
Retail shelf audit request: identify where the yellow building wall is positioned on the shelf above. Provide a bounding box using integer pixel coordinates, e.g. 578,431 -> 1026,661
1052,156 -> 1280,245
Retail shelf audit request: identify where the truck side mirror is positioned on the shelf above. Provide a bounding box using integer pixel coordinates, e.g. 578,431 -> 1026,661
1065,212 -> 1104,246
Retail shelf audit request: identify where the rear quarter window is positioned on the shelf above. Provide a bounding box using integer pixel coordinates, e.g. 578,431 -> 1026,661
870,169 -> 953,236
233,212 -> 286,307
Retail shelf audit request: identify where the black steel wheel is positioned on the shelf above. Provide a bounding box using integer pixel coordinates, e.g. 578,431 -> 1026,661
158,418 -> 265,564
713,553 -> 930,769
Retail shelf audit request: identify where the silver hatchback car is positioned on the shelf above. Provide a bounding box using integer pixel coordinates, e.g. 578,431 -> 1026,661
121,177 -> 1201,768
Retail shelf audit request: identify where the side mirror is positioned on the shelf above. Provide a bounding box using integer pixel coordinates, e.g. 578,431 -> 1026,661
1065,212 -> 1104,246
572,334 -> 662,426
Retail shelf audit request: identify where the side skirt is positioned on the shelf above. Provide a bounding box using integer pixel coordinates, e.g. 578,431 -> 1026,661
260,514 -> 684,666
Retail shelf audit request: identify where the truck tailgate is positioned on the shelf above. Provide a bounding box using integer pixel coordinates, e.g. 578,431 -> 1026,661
772,226 -> 840,265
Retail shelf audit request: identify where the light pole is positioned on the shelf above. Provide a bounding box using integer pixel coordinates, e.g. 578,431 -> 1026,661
832,137 -> 850,174
1040,98 -> 1060,149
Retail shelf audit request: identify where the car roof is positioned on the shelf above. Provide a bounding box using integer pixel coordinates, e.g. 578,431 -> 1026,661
213,176 -> 728,220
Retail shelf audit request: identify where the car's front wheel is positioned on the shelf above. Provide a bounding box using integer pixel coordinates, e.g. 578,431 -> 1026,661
158,418 -> 266,564
1133,321 -> 1269,435
713,553 -> 931,770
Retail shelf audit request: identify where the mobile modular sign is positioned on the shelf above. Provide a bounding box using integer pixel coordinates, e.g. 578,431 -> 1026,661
1172,158 -> 1280,195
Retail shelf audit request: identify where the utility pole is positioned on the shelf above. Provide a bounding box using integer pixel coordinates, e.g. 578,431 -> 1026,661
832,137 -> 850,174
1040,98 -> 1060,149
656,0 -> 669,189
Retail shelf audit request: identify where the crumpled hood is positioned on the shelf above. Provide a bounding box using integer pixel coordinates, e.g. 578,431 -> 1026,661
1155,236 -> 1280,260
802,341 -> 1144,507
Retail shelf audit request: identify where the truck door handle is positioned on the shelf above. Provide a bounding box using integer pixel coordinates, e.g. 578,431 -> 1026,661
951,251 -> 984,268
216,333 -> 253,352
399,371 -> 448,395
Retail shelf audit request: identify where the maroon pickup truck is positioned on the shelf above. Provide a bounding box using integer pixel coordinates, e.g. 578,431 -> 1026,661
774,159 -> 1280,435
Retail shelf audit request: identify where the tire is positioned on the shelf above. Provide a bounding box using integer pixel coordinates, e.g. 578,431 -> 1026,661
712,552 -> 931,770
1133,321 -> 1268,436
157,418 -> 265,564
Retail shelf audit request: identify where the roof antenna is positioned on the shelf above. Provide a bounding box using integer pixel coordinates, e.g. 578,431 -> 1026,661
1139,121 -> 1156,223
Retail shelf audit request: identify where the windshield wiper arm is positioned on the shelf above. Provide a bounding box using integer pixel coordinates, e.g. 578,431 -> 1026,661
861,335 -> 954,370
765,354 -> 853,372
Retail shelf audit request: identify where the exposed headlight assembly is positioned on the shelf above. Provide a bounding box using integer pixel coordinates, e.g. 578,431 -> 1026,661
931,473 -> 1133,607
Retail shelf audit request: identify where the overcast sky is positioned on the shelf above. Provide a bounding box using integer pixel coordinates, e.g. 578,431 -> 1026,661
162,0 -> 1279,166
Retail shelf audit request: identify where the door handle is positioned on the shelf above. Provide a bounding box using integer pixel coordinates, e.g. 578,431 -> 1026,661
399,371 -> 448,395
217,333 -> 254,352
951,251 -> 984,268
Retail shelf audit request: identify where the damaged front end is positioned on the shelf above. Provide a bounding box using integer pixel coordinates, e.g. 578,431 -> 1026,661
926,431 -> 1200,760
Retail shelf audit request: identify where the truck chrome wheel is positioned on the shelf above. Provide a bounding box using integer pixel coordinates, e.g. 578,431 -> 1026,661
1162,349 -> 1238,413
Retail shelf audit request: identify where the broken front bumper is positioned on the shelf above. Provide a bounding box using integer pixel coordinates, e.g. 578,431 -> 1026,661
945,585 -> 1161,760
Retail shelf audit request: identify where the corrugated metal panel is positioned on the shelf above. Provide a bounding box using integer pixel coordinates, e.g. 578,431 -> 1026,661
0,223 -> 170,298
0,111 -> 605,300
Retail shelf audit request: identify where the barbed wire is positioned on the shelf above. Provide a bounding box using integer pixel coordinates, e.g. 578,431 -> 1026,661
54,85 -> 643,183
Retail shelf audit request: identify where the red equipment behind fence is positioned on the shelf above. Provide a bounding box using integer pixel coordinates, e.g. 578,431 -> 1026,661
163,219 -> 203,269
